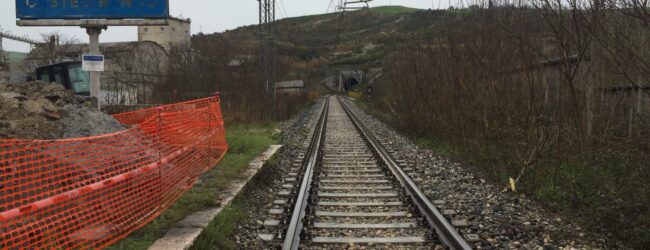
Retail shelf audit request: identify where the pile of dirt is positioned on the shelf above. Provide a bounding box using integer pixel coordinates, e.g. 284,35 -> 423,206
60,104 -> 125,138
0,81 -> 125,140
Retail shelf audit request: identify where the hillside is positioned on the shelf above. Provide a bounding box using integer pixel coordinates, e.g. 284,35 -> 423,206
196,6 -> 457,88
199,6 -> 549,91
6,51 -> 28,64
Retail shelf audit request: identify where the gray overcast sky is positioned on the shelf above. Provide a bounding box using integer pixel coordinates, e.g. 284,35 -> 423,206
1,1 -> 441,52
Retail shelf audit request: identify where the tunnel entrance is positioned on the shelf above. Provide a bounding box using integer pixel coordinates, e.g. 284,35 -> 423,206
344,77 -> 359,92
338,70 -> 363,93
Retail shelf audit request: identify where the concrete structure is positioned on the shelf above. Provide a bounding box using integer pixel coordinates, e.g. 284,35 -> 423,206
138,17 -> 191,51
149,145 -> 282,250
321,71 -> 365,93
275,80 -> 305,95
2,21 -> 179,104
339,70 -> 363,92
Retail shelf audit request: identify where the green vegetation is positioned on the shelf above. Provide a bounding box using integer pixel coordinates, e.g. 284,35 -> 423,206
189,194 -> 248,250
361,99 -> 648,247
418,134 -> 649,244
108,123 -> 277,250
205,4 -> 432,96
355,5 -> 649,246
369,6 -> 420,14
6,51 -> 28,64
189,155 -> 280,250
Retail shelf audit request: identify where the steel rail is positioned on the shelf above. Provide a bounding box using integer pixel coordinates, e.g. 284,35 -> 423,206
282,98 -> 330,250
337,96 -> 472,250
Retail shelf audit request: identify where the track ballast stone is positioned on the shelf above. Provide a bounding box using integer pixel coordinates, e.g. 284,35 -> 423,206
232,98 -> 325,249
301,97 -> 439,249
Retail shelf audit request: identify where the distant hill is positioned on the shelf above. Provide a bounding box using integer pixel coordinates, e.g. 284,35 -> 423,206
195,6 -> 449,85
6,51 -> 28,64
369,5 -> 420,14
193,5 -> 545,92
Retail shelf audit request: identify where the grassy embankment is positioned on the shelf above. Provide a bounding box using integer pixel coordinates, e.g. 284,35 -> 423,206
369,5 -> 420,14
356,100 -> 648,247
107,123 -> 277,250
188,153 -> 281,250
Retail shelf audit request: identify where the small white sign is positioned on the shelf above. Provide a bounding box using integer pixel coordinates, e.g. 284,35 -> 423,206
82,54 -> 105,72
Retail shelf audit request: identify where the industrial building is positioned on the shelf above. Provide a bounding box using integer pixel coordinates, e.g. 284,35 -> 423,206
0,17 -> 192,106
138,17 -> 191,51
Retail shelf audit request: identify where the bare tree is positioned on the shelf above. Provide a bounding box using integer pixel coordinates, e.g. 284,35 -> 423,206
24,32 -> 79,68
371,2 -> 648,246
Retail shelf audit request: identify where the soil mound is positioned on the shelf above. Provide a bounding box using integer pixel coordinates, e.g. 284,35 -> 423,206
0,81 -> 125,140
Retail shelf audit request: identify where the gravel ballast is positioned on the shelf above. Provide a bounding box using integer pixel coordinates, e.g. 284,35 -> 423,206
231,99 -> 325,249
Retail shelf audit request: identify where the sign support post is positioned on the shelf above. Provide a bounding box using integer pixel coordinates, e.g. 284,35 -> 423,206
85,26 -> 104,109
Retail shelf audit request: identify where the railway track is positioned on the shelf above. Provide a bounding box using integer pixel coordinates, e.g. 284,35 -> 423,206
259,96 -> 471,249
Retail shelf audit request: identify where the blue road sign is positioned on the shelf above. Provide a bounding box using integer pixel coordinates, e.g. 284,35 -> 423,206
16,0 -> 169,20
82,54 -> 104,71
83,55 -> 104,61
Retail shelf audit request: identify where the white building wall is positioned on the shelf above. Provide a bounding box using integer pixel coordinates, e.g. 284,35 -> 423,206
138,18 -> 191,50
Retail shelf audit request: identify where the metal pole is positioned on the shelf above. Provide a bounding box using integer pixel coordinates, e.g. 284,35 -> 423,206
86,27 -> 103,109
0,36 -> 5,65
339,72 -> 343,93
271,0 -> 276,118
259,0 -> 277,119
258,0 -> 262,34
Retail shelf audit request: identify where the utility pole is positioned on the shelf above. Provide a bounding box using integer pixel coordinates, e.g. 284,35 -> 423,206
0,32 -> 5,83
258,0 -> 277,118
0,26 -> 5,55
0,35 -> 4,63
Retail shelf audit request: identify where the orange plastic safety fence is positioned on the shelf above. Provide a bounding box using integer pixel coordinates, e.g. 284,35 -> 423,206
0,96 -> 228,249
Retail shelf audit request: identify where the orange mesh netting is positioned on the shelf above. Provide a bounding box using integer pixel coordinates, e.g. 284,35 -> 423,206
0,96 -> 228,249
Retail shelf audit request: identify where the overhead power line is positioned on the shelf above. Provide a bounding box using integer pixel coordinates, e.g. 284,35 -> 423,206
327,0 -> 336,12
278,0 -> 289,18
